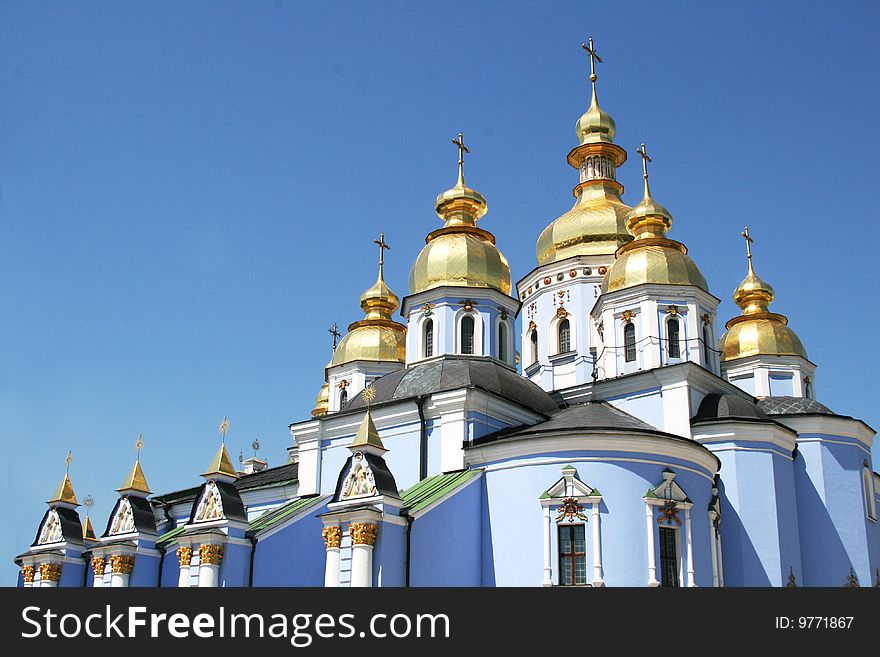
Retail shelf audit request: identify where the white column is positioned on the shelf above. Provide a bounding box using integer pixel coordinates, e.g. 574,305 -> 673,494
197,544 -> 223,588
325,548 -> 341,587
110,555 -> 134,588
645,503 -> 659,587
716,533 -> 724,586
685,507 -> 695,587
542,506 -> 552,587
591,501 -> 603,587
176,547 -> 193,588
349,522 -> 377,588
709,523 -> 719,588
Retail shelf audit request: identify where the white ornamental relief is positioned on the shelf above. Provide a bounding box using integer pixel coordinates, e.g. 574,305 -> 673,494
340,452 -> 377,500
109,498 -> 135,535
38,509 -> 63,545
193,481 -> 225,523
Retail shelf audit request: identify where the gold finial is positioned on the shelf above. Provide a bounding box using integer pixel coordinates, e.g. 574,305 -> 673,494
372,232 -> 391,277
452,132 -> 470,188
65,450 -> 73,474
636,142 -> 654,199
741,226 -> 754,274
329,323 -> 341,351
251,438 -> 261,458
219,416 -> 229,444
362,383 -> 376,407
135,434 -> 143,460
581,36 -> 602,103
83,494 -> 94,514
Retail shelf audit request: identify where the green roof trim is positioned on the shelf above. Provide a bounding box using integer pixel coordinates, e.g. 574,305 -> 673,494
247,495 -> 329,536
538,491 -> 550,500
401,469 -> 481,515
156,525 -> 187,549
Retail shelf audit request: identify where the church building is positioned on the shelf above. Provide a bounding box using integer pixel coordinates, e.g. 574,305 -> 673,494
15,39 -> 878,588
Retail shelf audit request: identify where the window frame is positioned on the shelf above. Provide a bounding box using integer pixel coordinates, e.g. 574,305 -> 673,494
666,316 -> 681,360
557,318 -> 572,355
423,318 -> 434,359
623,322 -> 637,363
459,315 -> 475,355
557,523 -> 587,587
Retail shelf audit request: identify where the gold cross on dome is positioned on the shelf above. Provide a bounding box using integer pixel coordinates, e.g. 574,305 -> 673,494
329,323 -> 341,350
373,232 -> 391,270
741,226 -> 755,273
636,142 -> 653,197
452,132 -> 470,186
581,36 -> 602,82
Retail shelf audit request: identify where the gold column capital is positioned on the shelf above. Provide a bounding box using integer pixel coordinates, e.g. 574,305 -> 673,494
322,525 -> 342,549
21,565 -> 35,583
91,557 -> 106,578
39,562 -> 62,582
110,554 -> 135,575
176,546 -> 193,567
349,522 -> 378,546
198,543 -> 224,566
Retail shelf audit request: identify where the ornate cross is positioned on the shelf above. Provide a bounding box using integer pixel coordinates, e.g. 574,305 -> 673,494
373,232 -> 391,271
741,225 -> 754,268
135,434 -> 143,459
636,142 -> 652,197
581,36 -> 602,83
251,438 -> 261,458
452,132 -> 470,186
219,416 -> 229,444
329,323 -> 341,350
65,450 -> 73,474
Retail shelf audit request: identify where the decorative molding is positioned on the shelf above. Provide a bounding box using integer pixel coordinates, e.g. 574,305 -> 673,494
39,562 -> 62,582
91,557 -> 106,578
420,302 -> 435,317
349,522 -> 378,546
110,554 -> 135,575
665,304 -> 681,316
460,299 -> 476,312
21,565 -> 35,583
556,497 -> 587,523
556,305 -> 569,319
657,500 -> 682,525
322,525 -> 342,549
198,544 -> 225,566
176,546 -> 193,567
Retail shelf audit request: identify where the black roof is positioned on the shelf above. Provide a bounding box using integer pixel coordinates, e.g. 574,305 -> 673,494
757,396 -> 835,416
345,356 -> 559,415
102,495 -> 157,537
151,462 -> 299,507
31,506 -> 83,547
692,393 -> 771,424
471,401 -> 665,446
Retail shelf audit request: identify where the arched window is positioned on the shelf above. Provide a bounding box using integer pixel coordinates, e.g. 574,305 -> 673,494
498,322 -> 507,362
530,329 -> 538,365
423,319 -> 434,358
558,319 -> 571,354
702,323 -> 712,366
339,389 -> 348,407
460,315 -> 475,355
804,376 -> 812,399
667,318 -> 681,359
624,323 -> 636,363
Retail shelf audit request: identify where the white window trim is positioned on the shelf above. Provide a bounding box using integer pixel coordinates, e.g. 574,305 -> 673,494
549,313 -> 576,356
419,315 -> 436,360
454,309 -> 482,356
644,470 -> 696,587
494,315 -> 511,364
665,314 -> 684,363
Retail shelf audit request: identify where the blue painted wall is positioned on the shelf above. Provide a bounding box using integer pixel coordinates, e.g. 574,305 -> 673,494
251,505 -> 329,586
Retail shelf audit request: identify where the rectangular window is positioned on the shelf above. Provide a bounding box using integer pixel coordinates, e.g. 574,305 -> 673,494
658,527 -> 679,587
558,524 -> 587,586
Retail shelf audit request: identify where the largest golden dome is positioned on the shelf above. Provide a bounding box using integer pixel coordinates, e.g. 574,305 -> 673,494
330,259 -> 406,368
603,145 -> 708,294
409,136 -> 511,295
536,44 -> 633,265
718,231 -> 807,361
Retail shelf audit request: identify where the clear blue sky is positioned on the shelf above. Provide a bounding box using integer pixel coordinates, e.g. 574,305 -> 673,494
2,1 -> 878,584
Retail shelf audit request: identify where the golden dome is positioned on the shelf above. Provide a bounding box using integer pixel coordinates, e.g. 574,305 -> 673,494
311,382 -> 330,417
603,145 -> 707,294
719,230 -> 807,361
330,265 -> 406,368
536,46 -> 633,265
409,136 -> 511,295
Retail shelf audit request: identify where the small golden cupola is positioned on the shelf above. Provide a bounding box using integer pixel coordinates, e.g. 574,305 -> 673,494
311,382 -> 330,417
536,38 -> 633,264
718,227 -> 807,361
331,234 -> 407,368
409,133 -> 511,295
602,143 -> 708,293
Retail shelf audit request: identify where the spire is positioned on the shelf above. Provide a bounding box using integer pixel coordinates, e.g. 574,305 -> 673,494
48,451 -> 79,506
350,388 -> 387,454
359,232 -> 400,321
117,435 -> 151,495
202,417 -> 239,480
582,36 -> 602,108
733,226 -> 776,315
576,37 -> 616,145
452,132 -> 469,188
625,143 -> 673,240
434,132 -> 488,228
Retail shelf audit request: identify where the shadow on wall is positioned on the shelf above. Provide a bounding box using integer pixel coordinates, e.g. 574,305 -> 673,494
480,476 -> 496,586
715,477 -> 772,586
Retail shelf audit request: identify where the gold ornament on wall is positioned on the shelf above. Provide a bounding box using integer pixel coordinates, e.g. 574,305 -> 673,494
110,554 -> 135,575
556,497 -> 587,523
322,525 -> 342,549
91,557 -> 106,578
198,544 -> 225,566
21,565 -> 35,583
657,500 -> 681,525
349,522 -> 378,546
39,562 -> 62,582
176,546 -> 193,567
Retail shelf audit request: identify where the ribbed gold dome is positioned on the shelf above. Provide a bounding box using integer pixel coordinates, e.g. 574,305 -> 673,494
330,267 -> 406,368
719,242 -> 807,361
311,382 -> 329,417
603,150 -> 707,294
409,148 -> 510,295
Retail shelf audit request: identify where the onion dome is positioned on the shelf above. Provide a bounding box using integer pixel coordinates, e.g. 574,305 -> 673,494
536,38 -> 633,265
331,241 -> 407,367
718,228 -> 806,361
311,382 -> 330,417
602,144 -> 708,293
409,133 -> 511,295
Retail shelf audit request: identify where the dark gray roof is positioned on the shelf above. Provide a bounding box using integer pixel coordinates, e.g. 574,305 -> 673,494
692,393 -> 771,424
757,396 -> 835,416
471,401 -> 663,446
150,463 -> 299,508
345,356 -> 559,415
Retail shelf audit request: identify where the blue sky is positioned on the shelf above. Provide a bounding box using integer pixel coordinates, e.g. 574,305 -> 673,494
2,1 -> 878,583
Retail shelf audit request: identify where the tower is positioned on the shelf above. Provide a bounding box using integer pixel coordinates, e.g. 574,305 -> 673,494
718,227 -> 814,398
402,133 -> 517,367
521,38 -> 634,391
